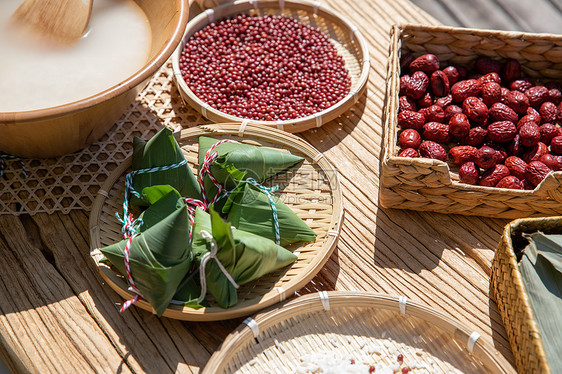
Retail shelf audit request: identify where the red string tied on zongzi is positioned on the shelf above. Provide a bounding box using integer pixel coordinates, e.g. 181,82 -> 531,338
118,213 -> 144,313
198,139 -> 239,209
185,197 -> 206,240
116,158 -> 188,313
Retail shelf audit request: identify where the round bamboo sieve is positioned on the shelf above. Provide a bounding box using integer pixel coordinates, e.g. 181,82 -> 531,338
204,291 -> 516,373
171,0 -> 370,133
88,123 -> 343,321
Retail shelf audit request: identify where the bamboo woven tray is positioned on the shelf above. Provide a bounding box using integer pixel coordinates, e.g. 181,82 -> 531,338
88,123 -> 343,321
380,24 -> 562,219
491,216 -> 558,373
171,0 -> 369,133
203,291 -> 515,373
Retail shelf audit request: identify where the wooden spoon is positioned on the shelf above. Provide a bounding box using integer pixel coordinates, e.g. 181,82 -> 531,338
11,0 -> 93,44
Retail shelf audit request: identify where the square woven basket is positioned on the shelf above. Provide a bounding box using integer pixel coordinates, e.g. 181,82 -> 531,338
380,24 -> 562,219
490,216 -> 561,374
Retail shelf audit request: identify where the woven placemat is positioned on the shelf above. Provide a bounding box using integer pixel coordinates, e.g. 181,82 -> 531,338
0,60 -> 211,216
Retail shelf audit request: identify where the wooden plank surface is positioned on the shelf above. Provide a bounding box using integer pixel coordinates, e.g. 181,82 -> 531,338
2,0 -> 561,372
412,0 -> 562,33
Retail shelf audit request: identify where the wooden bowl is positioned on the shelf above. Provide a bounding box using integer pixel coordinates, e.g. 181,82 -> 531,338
0,0 -> 190,158
172,0 -> 370,133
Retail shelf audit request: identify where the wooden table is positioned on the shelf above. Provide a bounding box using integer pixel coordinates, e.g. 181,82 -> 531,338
4,0 -> 557,372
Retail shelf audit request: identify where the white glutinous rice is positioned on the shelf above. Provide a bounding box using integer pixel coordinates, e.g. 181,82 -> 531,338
296,350 -> 420,374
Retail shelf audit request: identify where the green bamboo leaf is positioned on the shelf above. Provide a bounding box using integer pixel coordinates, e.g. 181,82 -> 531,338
172,273 -> 204,308
100,189 -> 192,317
224,182 -> 317,247
191,207 -> 212,261
230,226 -> 297,282
141,185 -> 181,206
519,232 -> 562,373
201,208 -> 298,308
131,128 -> 202,206
138,185 -> 183,232
198,136 -> 304,208
203,208 -> 238,308
172,205 -> 209,308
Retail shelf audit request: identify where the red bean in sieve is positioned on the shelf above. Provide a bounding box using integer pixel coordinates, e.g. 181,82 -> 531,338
179,14 -> 351,122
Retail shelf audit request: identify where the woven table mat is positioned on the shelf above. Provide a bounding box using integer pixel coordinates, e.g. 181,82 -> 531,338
0,60 -> 211,216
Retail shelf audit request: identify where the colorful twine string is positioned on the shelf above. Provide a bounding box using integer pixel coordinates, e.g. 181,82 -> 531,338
198,139 -> 238,209
117,214 -> 143,312
185,197 -> 206,240
0,154 -> 27,179
198,140 -> 280,245
116,158 -> 188,313
246,178 -> 281,245
115,139 -> 282,312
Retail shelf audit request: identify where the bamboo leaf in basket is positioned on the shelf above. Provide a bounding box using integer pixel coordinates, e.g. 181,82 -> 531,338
172,272 -> 203,309
519,232 -> 562,373
200,208 -> 298,308
171,207 -> 211,307
171,206 -> 239,308
100,187 -> 193,316
191,206 -> 213,261
224,181 -> 317,247
143,189 -> 205,308
131,127 -> 202,206
198,136 -> 304,207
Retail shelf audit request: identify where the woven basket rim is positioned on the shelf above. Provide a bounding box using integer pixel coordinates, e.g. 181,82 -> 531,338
492,216 -> 555,373
88,123 -> 343,321
171,0 -> 370,133
384,156 -> 562,195
395,23 -> 562,41
203,291 -> 516,373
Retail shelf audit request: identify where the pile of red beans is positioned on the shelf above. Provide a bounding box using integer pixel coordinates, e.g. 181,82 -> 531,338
397,53 -> 562,190
179,14 -> 351,122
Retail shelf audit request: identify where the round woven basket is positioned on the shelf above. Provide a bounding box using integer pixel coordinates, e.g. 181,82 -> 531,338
203,291 -> 516,373
88,123 -> 343,321
171,0 -> 370,133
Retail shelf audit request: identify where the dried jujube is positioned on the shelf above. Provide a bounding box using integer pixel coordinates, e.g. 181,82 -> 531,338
396,52 -> 562,189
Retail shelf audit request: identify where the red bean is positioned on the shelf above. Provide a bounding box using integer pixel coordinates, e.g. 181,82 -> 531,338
179,14 -> 351,121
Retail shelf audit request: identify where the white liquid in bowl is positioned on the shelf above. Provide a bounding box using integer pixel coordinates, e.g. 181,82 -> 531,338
0,0 -> 152,112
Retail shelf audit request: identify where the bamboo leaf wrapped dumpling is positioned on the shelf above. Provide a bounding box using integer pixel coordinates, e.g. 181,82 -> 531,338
198,136 -> 304,206
131,127 -> 202,206
195,208 -> 298,308
100,186 -> 193,316
224,181 -> 317,247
